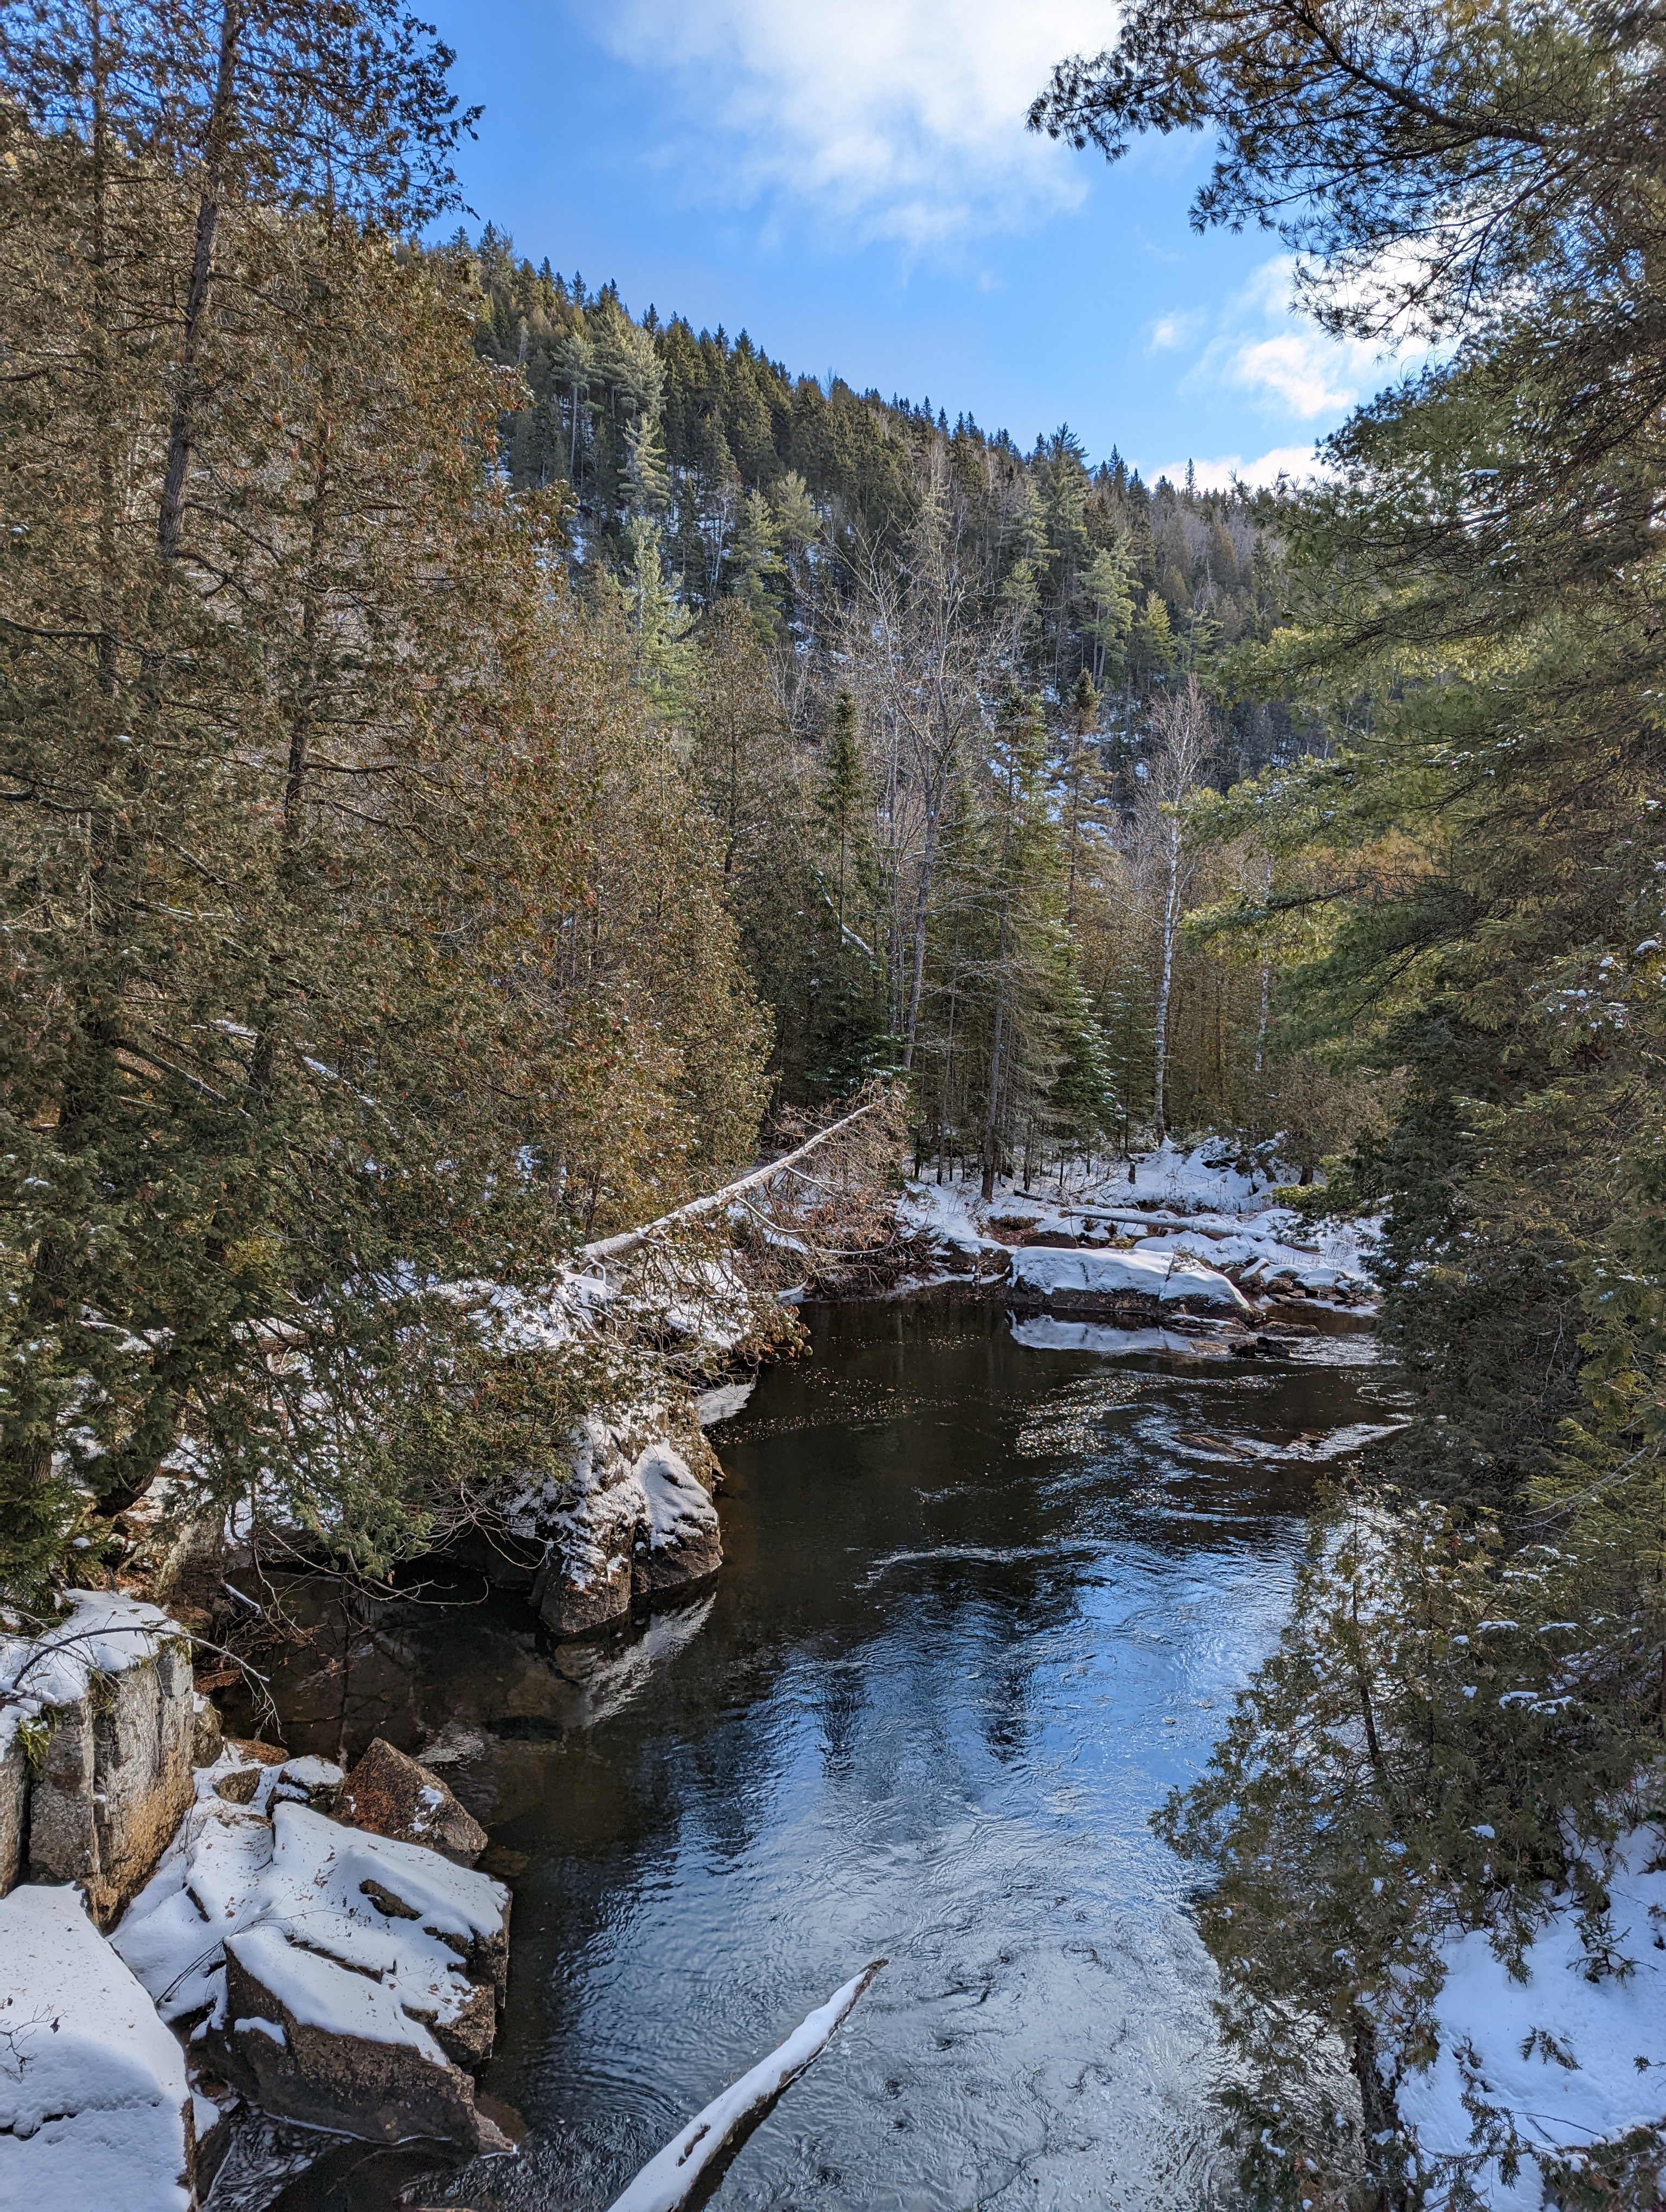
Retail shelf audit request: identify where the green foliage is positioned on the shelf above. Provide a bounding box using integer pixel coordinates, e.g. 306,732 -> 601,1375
1159,1491 -> 1653,2207
1039,0 -> 1666,2185
0,9 -> 770,1599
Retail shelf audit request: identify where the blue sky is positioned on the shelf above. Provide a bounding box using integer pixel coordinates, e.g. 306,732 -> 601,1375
425,0 -> 1403,487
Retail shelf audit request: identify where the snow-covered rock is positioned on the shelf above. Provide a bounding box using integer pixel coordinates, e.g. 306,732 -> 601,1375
113,1791 -> 510,2150
479,1407 -> 723,1638
1007,1244 -> 1250,1314
1,1591 -> 196,1921
0,1883 -> 195,2212
1395,1827 -> 1666,2209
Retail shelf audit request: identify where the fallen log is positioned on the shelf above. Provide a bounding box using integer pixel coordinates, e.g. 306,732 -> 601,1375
605,1959 -> 887,2212
581,1099 -> 888,1266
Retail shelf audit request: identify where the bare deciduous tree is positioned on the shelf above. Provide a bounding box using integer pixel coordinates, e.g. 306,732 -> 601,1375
1137,677 -> 1214,1143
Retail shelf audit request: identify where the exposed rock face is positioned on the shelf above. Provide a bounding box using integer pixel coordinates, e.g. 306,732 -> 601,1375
336,1738 -> 486,1866
190,1695 -> 222,1771
0,1726 -> 27,1895
1,1592 -> 198,1925
0,1883 -> 196,2211
113,1785 -> 510,2151
477,1404 -> 724,1638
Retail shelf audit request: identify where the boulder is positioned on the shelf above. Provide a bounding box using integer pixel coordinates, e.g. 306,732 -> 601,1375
631,1442 -> 724,1598
499,1407 -> 723,1638
113,1796 -> 510,2149
1,1591 -> 196,1923
336,1738 -> 486,1867
221,1931 -> 506,2151
0,1882 -> 196,2211
1006,1244 -> 1250,1319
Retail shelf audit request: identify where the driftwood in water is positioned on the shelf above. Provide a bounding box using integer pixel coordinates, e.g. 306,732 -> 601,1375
605,1959 -> 887,2212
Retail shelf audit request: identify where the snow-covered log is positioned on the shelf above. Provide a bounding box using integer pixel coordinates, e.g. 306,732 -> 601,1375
605,1960 -> 886,2212
580,1098 -> 889,1267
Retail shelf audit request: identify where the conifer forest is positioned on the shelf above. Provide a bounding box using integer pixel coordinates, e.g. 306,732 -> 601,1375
3,2 -> 1666,2208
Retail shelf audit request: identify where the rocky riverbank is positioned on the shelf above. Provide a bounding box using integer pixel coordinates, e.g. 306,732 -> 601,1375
0,1597 -> 516,2208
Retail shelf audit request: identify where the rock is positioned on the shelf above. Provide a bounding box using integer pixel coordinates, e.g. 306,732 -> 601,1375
190,1695 -> 222,1770
1,1592 -> 196,1923
631,1442 -> 724,1598
149,1508 -> 226,1612
0,1882 -> 196,2210
336,1738 -> 485,1867
113,1797 -> 510,2150
194,1742 -> 341,1816
221,1931 -> 507,2151
494,1406 -> 723,1638
0,1721 -> 29,1894
1005,1245 -> 1250,1318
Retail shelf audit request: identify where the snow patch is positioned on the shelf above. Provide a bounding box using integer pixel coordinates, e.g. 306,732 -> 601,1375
1396,1827 -> 1666,2208
0,1884 -> 191,2212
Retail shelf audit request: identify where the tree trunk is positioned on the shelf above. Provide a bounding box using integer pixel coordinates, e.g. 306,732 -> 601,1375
157,0 -> 244,562
901,800 -> 942,1070
981,903 -> 1011,1203
1152,819 -> 1182,1144
1254,857 -> 1272,1075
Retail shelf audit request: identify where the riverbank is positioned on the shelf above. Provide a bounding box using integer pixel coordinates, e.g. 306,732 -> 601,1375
895,1142 -> 1379,1310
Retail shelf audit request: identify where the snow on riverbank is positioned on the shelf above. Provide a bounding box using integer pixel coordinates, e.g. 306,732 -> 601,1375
899,1142 -> 1381,1304
0,1884 -> 193,2212
1395,1827 -> 1666,2208
1008,1243 -> 1250,1310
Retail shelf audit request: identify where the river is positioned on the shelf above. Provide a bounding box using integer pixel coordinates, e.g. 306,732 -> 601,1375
215,1292 -> 1401,2212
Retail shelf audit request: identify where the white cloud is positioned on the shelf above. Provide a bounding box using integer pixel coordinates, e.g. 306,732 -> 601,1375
1147,308 -> 1204,354
1228,332 -> 1362,419
591,0 -> 1111,248
1158,254 -> 1427,431
1156,446 -> 1329,491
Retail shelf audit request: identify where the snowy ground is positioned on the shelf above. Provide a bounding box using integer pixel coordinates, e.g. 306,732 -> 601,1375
898,1141 -> 1381,1306
1396,1827 -> 1666,2208
0,1883 -> 193,2212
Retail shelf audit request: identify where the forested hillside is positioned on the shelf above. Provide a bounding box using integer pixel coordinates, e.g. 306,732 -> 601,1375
449,231 -> 1352,1181
463,228 -> 1280,671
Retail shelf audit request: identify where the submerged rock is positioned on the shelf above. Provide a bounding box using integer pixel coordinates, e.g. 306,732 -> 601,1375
336,1737 -> 486,1866
0,1882 -> 196,2211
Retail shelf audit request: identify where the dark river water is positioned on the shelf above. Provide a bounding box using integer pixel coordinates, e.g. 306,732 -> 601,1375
219,1294 -> 1400,2212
